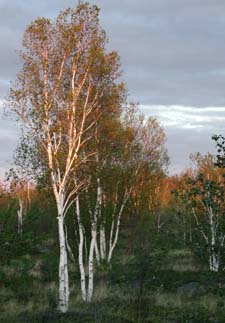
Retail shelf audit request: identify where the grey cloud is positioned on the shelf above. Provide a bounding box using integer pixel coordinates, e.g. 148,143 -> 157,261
0,0 -> 225,177
1,0 -> 225,105
140,104 -> 223,173
166,127 -> 217,174
0,0 -> 78,92
0,138 -> 17,179
140,105 -> 225,130
87,0 -> 225,106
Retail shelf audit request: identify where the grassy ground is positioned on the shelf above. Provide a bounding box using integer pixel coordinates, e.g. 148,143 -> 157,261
1,218 -> 225,322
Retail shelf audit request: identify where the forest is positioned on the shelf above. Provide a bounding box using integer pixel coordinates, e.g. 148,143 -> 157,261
1,3 -> 225,323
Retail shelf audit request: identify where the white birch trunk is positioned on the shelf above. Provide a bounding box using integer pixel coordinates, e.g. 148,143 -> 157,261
108,220 -> 121,263
75,196 -> 87,301
209,252 -> 219,272
58,215 -> 69,313
79,226 -> 86,301
85,182 -> 101,265
17,198 -> 23,235
100,226 -> 106,260
209,206 -> 219,272
91,177 -> 102,264
75,193 -> 98,302
65,224 -> 75,263
108,217 -> 115,262
94,240 -> 100,265
157,212 -> 161,234
108,200 -> 126,263
87,226 -> 96,302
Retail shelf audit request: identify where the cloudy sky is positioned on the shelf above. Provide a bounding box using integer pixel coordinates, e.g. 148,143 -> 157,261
0,0 -> 225,178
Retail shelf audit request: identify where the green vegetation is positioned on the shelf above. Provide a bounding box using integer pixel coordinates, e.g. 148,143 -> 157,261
1,209 -> 225,322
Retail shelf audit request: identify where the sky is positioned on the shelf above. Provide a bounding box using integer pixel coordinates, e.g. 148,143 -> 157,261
1,0 -> 225,178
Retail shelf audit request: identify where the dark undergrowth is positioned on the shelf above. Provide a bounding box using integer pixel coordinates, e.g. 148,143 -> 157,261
1,216 -> 225,322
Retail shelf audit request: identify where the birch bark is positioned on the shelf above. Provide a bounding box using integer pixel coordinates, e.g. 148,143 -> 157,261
58,215 -> 69,312
75,194 -> 98,302
17,198 -> 23,235
87,226 -> 96,302
75,196 -> 87,301
209,206 -> 219,272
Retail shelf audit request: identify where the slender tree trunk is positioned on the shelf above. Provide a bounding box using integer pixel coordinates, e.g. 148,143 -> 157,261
95,177 -> 103,262
108,215 -> 121,263
100,225 -> 106,260
209,251 -> 219,272
75,193 -> 98,302
209,225 -> 219,272
65,224 -> 75,262
94,240 -> 100,265
78,225 -> 87,300
157,212 -> 161,234
87,226 -> 96,302
17,198 -> 23,235
75,196 -> 87,301
108,216 -> 115,261
209,206 -> 219,272
86,179 -> 101,265
58,215 -> 69,312
108,198 -> 127,263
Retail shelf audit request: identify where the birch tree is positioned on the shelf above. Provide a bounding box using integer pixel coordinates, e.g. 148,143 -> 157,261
104,109 -> 168,263
73,192 -> 98,302
80,106 -> 168,265
6,170 -> 31,235
7,4 -> 123,312
175,153 -> 225,272
70,90 -> 125,301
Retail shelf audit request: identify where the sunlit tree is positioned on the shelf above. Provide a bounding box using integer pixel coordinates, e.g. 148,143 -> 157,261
7,3 -> 123,312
